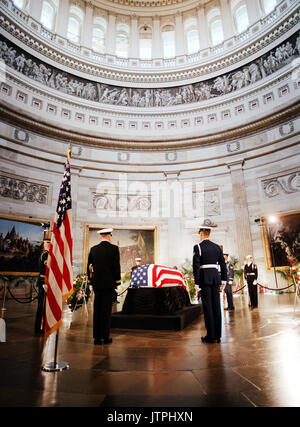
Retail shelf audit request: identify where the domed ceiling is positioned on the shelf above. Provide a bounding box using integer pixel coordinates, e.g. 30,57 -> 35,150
91,0 -> 210,11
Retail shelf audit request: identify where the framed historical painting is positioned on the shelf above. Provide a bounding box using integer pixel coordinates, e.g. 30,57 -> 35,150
84,225 -> 158,276
261,210 -> 300,271
0,214 -> 47,276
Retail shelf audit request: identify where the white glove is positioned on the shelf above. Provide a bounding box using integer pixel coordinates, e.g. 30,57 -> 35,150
253,280 -> 257,285
42,284 -> 48,292
228,281 -> 233,285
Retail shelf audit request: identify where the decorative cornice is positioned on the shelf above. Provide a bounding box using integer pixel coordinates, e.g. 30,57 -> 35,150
0,100 -> 299,150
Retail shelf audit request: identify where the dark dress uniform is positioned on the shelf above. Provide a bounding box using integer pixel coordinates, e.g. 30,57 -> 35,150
34,249 -> 48,334
244,262 -> 258,308
193,239 -> 227,342
87,240 -> 121,343
225,260 -> 235,310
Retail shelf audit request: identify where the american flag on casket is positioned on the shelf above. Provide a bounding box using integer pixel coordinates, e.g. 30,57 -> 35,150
130,264 -> 186,289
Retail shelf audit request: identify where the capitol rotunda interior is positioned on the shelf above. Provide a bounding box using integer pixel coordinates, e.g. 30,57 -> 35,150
0,0 -> 300,410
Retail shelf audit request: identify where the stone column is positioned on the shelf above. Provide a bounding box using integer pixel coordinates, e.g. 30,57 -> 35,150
227,160 -> 253,265
55,0 -> 69,37
81,2 -> 93,48
129,13 -> 139,58
197,6 -> 209,50
152,15 -> 162,59
29,0 -> 43,22
219,0 -> 235,40
106,13 -> 116,55
175,11 -> 185,56
246,0 -> 262,25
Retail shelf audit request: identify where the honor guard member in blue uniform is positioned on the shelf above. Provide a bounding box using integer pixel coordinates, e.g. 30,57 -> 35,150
34,238 -> 51,335
87,228 -> 121,345
224,253 -> 235,311
193,226 -> 227,343
244,255 -> 258,309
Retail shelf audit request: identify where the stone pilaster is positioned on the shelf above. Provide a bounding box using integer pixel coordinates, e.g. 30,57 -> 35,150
227,160 -> 253,265
219,0 -> 235,40
55,0 -> 69,38
197,6 -> 209,50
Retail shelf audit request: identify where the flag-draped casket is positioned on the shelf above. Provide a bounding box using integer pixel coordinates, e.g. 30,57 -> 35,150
130,264 -> 186,289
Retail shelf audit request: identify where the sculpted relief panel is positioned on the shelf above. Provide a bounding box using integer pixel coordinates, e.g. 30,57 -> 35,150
261,171 -> 300,199
0,31 -> 299,108
0,174 -> 49,204
92,188 -> 221,218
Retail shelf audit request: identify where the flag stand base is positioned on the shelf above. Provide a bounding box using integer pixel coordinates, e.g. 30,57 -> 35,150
42,361 -> 69,372
41,330 -> 69,372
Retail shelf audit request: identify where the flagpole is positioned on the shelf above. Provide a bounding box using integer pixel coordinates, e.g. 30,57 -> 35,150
42,150 -> 72,372
42,330 -> 69,372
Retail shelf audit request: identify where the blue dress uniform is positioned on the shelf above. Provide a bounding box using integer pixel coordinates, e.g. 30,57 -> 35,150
87,228 -> 121,344
224,255 -> 235,310
193,237 -> 227,343
34,248 -> 49,335
244,257 -> 258,308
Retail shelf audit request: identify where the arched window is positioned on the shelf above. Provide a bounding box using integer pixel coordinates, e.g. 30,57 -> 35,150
13,0 -> 25,9
115,23 -> 130,58
210,19 -> 224,46
40,0 -> 58,31
207,8 -> 224,46
139,25 -> 152,60
184,18 -> 200,54
92,17 -> 107,53
162,25 -> 175,59
234,4 -> 249,33
67,6 -> 84,44
262,0 -> 277,14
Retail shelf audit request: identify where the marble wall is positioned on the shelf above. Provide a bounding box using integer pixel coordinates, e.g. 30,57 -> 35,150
1,117 -> 299,287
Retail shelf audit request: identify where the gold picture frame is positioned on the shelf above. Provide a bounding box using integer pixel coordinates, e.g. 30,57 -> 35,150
261,210 -> 300,272
83,225 -> 159,276
0,214 -> 50,276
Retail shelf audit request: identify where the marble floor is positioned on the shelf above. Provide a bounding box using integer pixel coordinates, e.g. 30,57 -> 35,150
1,291 -> 300,408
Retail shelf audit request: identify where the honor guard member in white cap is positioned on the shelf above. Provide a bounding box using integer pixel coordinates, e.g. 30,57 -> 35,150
87,228 -> 121,344
193,226 -> 227,343
131,257 -> 142,277
223,253 -> 235,311
244,255 -> 258,309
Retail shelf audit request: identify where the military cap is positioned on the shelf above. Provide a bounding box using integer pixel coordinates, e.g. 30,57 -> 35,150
97,228 -> 113,235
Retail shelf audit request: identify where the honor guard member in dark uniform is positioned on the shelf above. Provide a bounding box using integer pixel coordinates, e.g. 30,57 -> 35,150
244,255 -> 258,309
224,253 -> 235,311
193,226 -> 227,343
87,228 -> 121,345
130,257 -> 142,277
34,239 -> 51,335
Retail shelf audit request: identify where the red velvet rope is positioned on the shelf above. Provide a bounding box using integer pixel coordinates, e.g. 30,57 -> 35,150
232,282 -> 296,293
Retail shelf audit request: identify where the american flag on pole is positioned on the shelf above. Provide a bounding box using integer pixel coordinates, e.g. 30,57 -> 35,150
44,150 -> 73,337
130,264 -> 186,289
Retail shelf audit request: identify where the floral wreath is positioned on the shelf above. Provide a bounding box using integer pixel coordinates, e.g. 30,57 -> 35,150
67,274 -> 91,312
288,263 -> 300,295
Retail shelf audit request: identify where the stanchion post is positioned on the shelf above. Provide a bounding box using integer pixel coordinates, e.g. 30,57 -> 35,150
1,278 -> 8,319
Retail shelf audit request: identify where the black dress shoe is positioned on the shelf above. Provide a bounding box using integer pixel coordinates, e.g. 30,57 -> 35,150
215,338 -> 221,343
94,339 -> 102,345
201,336 -> 215,344
103,338 -> 112,344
